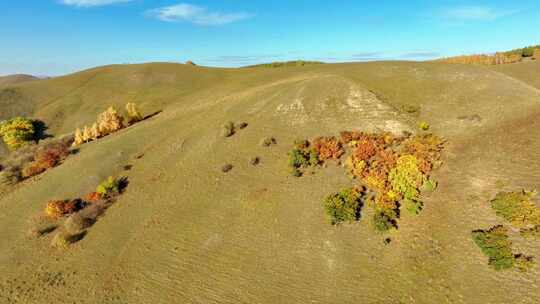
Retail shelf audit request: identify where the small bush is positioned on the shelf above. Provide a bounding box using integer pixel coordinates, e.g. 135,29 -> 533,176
0,166 -> 23,185
45,199 -> 84,219
96,176 -> 122,198
418,121 -> 430,131
50,231 -> 86,248
312,137 -> 344,161
520,225 -> 540,240
352,139 -> 379,161
21,141 -> 71,178
339,131 -> 364,144
401,104 -> 420,114
290,167 -> 302,177
221,164 -> 233,173
83,191 -> 101,202
471,225 -> 515,270
389,155 -> 424,210
403,198 -> 423,215
64,202 -> 110,236
522,47 -> 535,57
373,208 -> 397,232
294,139 -> 310,149
308,149 -> 319,166
21,164 -> 46,178
514,254 -> 535,272
420,179 -> 437,192
324,188 -> 365,225
36,141 -> 70,161
490,190 -> 540,227
288,142 -> 319,177
221,121 -> 235,138
0,117 -> 35,150
249,157 -> 260,166
260,137 -> 277,147
1,137 -> 72,184
288,148 -> 310,168
126,102 -> 143,125
237,122 -> 248,129
64,213 -> 95,234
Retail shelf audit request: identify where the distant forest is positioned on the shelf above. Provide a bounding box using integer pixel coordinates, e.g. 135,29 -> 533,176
437,45 -> 540,65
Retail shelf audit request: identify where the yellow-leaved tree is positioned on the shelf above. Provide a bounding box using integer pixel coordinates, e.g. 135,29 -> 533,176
97,106 -> 124,136
90,123 -> 100,140
73,128 -> 84,146
0,117 -> 35,150
126,102 -> 143,125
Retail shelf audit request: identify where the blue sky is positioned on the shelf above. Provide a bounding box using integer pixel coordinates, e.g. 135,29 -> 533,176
0,0 -> 539,76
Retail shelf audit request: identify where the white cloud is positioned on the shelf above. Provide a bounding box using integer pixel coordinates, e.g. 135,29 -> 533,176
147,3 -> 253,26
443,6 -> 518,21
60,0 -> 132,7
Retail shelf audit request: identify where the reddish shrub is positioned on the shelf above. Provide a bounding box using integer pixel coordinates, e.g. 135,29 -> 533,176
21,142 -> 71,178
36,143 -> 70,164
353,139 -> 378,161
83,192 -> 102,202
375,149 -> 398,168
340,131 -> 365,144
21,163 -> 46,178
45,199 -> 84,218
404,134 -> 444,174
313,137 -> 344,161
35,151 -> 59,168
294,139 -> 310,150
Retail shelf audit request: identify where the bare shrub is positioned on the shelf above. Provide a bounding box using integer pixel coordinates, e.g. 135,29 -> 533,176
221,122 -> 235,138
64,213 -> 95,234
260,137 -> 277,147
222,164 -> 233,173
50,231 -> 86,248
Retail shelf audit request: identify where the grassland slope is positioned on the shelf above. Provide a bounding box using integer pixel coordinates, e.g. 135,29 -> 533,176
0,74 -> 39,87
0,61 -> 539,303
490,60 -> 540,89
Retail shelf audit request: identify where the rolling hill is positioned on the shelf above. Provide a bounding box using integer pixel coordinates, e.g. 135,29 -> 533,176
0,60 -> 539,303
0,74 -> 39,87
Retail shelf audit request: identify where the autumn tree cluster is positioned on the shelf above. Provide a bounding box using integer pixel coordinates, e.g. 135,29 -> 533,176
73,103 -> 143,146
288,130 -> 445,232
437,53 -> 522,65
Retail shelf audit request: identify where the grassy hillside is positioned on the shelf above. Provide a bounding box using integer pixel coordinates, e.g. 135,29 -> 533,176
245,60 -> 325,68
0,61 -> 539,303
491,60 -> 540,89
0,74 -> 39,87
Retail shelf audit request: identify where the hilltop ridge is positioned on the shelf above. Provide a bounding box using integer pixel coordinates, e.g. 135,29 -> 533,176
0,74 -> 39,86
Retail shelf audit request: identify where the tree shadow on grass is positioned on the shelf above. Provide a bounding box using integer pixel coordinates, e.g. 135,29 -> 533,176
32,119 -> 53,141
142,110 -> 162,121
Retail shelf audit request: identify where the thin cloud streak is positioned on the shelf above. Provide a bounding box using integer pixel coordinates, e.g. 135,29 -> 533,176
442,6 -> 519,21
60,0 -> 132,7
147,3 -> 253,26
